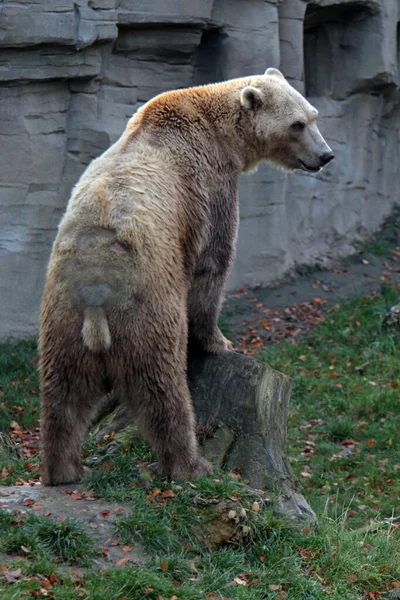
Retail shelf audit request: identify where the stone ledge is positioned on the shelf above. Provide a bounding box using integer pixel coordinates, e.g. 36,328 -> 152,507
0,0 -> 118,49
0,47 -> 102,82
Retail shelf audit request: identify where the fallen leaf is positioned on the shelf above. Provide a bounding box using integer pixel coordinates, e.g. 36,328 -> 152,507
100,462 -> 112,471
348,573 -> 358,583
20,545 -> 30,553
22,498 -> 35,506
122,546 -> 132,553
162,490 -> 175,499
147,488 -> 161,502
71,493 -> 84,500
160,561 -> 168,571
115,557 -> 130,568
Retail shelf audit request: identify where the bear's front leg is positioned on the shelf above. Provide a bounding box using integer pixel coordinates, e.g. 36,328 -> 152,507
188,269 -> 234,355
188,187 -> 238,355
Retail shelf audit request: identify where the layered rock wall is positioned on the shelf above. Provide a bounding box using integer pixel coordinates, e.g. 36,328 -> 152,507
1,0 -> 399,339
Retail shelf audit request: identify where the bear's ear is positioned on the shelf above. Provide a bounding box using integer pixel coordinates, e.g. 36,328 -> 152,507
240,86 -> 263,110
265,67 -> 285,80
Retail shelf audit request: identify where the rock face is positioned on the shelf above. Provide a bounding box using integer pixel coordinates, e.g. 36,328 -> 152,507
0,0 -> 399,340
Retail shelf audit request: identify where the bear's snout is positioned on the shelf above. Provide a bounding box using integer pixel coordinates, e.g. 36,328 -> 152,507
319,151 -> 335,166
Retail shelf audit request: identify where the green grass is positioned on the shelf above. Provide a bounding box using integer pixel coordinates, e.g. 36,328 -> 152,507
0,504 -> 398,599
357,207 -> 400,256
1,288 -> 400,598
0,339 -> 39,432
260,285 -> 400,528
0,510 -> 96,567
0,339 -> 41,484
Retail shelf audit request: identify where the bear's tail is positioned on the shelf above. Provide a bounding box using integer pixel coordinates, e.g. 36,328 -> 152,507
82,306 -> 111,352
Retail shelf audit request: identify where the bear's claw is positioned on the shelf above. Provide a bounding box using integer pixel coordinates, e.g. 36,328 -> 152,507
202,331 -> 234,355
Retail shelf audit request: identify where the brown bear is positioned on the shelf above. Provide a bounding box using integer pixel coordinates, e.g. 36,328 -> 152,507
39,68 -> 334,485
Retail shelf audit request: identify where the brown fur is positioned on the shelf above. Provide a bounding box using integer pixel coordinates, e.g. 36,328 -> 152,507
39,69 -> 333,485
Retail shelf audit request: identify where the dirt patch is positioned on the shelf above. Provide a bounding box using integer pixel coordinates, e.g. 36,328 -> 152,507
0,483 -> 145,568
224,250 -> 400,354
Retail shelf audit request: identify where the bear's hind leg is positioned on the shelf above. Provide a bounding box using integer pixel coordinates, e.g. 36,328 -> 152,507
111,318 -> 212,480
140,367 -> 212,479
40,339 -> 105,486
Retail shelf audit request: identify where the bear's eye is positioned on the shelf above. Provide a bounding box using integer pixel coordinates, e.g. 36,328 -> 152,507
291,121 -> 306,132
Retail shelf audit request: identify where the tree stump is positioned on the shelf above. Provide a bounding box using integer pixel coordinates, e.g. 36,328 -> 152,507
382,303 -> 400,332
90,351 -> 317,526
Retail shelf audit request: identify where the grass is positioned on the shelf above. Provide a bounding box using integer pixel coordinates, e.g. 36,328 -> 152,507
1,287 -> 400,598
357,207 -> 400,257
0,339 -> 39,432
0,500 -> 398,598
260,284 -> 400,528
0,339 -> 41,484
0,510 -> 96,567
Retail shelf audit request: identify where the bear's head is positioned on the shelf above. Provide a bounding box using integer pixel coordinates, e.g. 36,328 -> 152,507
239,68 -> 334,173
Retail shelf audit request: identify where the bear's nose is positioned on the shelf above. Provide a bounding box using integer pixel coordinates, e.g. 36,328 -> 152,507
320,151 -> 335,166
